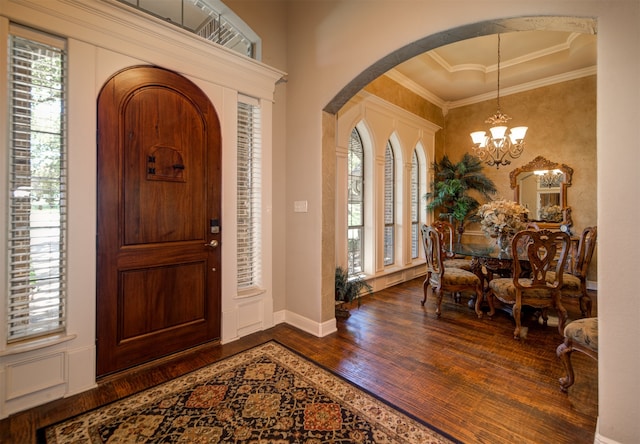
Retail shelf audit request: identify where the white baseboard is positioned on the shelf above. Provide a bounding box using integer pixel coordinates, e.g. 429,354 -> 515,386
280,310 -> 337,337
594,418 -> 623,444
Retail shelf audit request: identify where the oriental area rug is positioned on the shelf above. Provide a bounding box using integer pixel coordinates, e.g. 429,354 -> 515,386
43,341 -> 457,443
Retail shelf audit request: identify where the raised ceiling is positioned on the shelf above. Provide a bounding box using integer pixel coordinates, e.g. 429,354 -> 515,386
387,31 -> 597,108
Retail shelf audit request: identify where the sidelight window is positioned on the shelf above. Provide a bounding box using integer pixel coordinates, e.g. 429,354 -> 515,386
6,26 -> 67,342
237,97 -> 262,290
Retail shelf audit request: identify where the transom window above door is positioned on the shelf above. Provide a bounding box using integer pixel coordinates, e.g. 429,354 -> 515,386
116,0 -> 260,59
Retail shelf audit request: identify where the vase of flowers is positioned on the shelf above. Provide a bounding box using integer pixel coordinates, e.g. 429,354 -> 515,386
496,232 -> 510,251
477,199 -> 529,251
539,204 -> 563,222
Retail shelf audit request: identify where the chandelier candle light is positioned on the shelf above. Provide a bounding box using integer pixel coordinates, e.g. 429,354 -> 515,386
470,34 -> 528,168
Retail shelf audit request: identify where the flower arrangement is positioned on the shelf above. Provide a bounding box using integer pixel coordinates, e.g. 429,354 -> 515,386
477,199 -> 529,238
539,204 -> 563,222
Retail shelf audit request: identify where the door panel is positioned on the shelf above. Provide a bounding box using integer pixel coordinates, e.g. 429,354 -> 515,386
96,66 -> 221,377
120,263 -> 205,339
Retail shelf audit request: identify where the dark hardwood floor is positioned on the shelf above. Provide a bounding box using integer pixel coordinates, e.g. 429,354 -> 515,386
1,277 -> 597,443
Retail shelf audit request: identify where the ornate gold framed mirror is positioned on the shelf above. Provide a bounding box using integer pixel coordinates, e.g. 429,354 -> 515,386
509,156 -> 573,228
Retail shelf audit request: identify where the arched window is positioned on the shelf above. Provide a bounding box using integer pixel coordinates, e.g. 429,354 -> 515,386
383,141 -> 395,266
347,128 -> 365,274
411,150 -> 420,259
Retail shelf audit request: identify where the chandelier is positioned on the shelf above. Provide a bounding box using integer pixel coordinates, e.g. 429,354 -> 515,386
536,169 -> 563,188
470,34 -> 528,169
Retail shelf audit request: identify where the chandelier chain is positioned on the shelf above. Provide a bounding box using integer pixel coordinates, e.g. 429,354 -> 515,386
469,32 -> 528,169
496,34 -> 501,110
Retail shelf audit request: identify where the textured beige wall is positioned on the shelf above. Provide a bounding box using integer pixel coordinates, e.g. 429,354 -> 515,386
364,76 -> 444,127
445,76 -> 597,280
444,76 -> 597,232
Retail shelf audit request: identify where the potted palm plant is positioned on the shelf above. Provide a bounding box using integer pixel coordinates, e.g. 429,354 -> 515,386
425,153 -> 497,240
335,266 -> 373,318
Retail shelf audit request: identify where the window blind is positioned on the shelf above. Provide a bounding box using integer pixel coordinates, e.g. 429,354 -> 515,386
347,128 -> 364,275
383,142 -> 395,266
411,151 -> 420,259
7,27 -> 67,342
237,99 -> 261,290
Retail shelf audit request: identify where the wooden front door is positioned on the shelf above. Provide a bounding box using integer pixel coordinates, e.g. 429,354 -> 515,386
96,66 -> 221,377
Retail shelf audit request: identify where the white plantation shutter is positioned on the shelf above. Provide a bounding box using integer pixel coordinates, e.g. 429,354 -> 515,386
237,97 -> 262,290
411,150 -> 420,259
347,128 -> 365,275
7,26 -> 67,342
383,142 -> 395,266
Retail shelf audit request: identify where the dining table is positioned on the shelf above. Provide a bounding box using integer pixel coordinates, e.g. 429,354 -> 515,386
449,241 -> 531,314
450,237 -> 579,316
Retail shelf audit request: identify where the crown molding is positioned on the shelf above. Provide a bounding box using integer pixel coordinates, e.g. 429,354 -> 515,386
383,70 -> 447,109
385,65 -> 596,112
449,65 -> 597,108
428,32 -> 584,75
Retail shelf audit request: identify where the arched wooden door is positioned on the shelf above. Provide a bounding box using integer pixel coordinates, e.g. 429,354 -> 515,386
96,66 -> 221,376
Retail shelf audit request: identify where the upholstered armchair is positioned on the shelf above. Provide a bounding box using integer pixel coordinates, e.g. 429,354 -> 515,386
420,224 -> 483,318
488,229 -> 571,339
556,317 -> 598,392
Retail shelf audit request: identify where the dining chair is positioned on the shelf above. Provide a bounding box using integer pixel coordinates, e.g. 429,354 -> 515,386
488,229 -> 571,339
432,220 -> 473,271
421,224 -> 484,318
546,226 -> 597,317
556,317 -> 598,392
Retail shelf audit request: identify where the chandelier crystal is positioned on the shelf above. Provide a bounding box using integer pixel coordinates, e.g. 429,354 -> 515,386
470,34 -> 528,169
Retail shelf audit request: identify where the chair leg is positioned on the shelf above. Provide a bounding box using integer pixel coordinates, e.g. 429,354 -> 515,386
556,298 -> 568,337
512,303 -> 522,339
434,288 -> 443,318
421,276 -> 429,306
486,290 -> 496,318
580,288 -> 593,318
556,337 -> 575,392
474,285 -> 484,319
540,308 -> 549,326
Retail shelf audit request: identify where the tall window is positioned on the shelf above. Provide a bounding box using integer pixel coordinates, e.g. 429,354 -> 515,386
347,129 -> 364,275
7,27 -> 67,342
411,150 -> 420,259
383,142 -> 395,266
237,98 -> 262,290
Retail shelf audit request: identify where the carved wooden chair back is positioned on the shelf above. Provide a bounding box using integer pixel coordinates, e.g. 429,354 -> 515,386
513,229 -> 571,291
420,224 -> 484,318
489,229 -> 571,339
432,220 -> 456,259
513,230 -> 571,289
572,226 -> 597,279
421,224 -> 444,278
432,220 -> 472,272
561,226 -> 597,317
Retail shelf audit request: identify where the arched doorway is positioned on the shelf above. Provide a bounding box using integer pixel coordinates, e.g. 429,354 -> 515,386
322,16 -> 597,318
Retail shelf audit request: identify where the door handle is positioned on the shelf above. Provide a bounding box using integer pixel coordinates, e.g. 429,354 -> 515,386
205,240 -> 219,248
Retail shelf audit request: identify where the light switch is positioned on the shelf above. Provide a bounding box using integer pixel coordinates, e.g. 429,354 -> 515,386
294,200 -> 308,213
